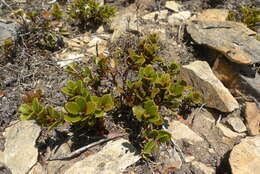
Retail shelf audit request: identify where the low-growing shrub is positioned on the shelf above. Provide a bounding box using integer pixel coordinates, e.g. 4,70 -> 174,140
19,34 -> 200,158
68,0 -> 116,27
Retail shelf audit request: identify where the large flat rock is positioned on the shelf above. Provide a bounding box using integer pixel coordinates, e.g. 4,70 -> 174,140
181,61 -> 239,112
187,20 -> 260,65
229,136 -> 260,174
0,20 -> 19,46
0,121 -> 41,174
64,139 -> 140,174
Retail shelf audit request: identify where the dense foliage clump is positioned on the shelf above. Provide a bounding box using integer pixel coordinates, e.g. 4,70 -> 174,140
19,34 -> 200,158
227,6 -> 260,30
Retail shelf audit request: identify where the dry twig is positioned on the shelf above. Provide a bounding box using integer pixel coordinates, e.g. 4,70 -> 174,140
47,133 -> 128,161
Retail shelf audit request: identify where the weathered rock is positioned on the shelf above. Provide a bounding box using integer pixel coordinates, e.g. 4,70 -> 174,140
158,145 -> 182,170
229,136 -> 260,174
165,1 -> 182,12
187,21 -> 260,64
28,163 -> 46,174
212,58 -> 240,89
0,121 -> 41,174
46,143 -> 72,174
227,117 -> 247,133
0,20 -> 19,46
240,74 -> 260,101
168,11 -> 191,25
181,61 -> 239,112
191,9 -> 229,21
56,52 -> 85,67
167,120 -> 204,143
191,161 -> 215,174
142,10 -> 168,21
64,139 -> 140,174
216,123 -> 245,138
245,102 -> 260,135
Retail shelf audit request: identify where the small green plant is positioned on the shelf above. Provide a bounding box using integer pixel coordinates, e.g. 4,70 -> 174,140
51,3 -> 64,20
19,33 -> 200,158
227,7 -> 260,30
68,0 -> 116,27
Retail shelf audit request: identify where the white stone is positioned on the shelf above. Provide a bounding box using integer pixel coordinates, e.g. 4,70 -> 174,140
167,120 -> 204,143
64,139 -> 140,174
0,121 -> 41,174
227,117 -> 247,133
168,11 -> 191,24
181,61 -> 239,112
229,136 -> 260,174
216,123 -> 245,138
165,1 -> 182,12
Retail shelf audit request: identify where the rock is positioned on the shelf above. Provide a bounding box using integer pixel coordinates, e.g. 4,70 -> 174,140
86,36 -> 108,56
191,161 -> 215,174
227,117 -> 247,133
142,10 -> 168,21
0,20 -> 19,46
56,52 -> 85,67
245,102 -> 260,135
216,123 -> 245,138
240,74 -> 260,101
0,121 -> 41,174
229,136 -> 260,174
158,146 -> 182,169
168,11 -> 191,25
212,58 -> 240,89
28,163 -> 46,174
191,9 -> 229,21
46,143 -> 72,174
167,120 -> 204,143
181,61 -> 239,112
165,1 -> 182,12
64,139 -> 140,174
187,21 -> 260,64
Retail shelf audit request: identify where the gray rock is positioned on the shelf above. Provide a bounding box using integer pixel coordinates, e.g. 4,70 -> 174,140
64,139 -> 140,174
187,21 -> 260,64
181,61 -> 239,112
240,73 -> 260,102
227,117 -> 247,133
142,10 -> 168,21
0,20 -> 19,46
229,136 -> 260,174
191,161 -> 215,174
216,123 -> 245,138
0,121 -> 41,174
167,120 -> 204,143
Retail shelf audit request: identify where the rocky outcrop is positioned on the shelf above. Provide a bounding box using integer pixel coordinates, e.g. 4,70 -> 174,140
229,136 -> 260,174
191,9 -> 229,21
181,61 -> 239,112
187,20 -> 260,64
0,121 -> 41,174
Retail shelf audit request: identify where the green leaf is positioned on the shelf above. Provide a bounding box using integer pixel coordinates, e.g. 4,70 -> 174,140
148,113 -> 163,125
61,87 -> 74,97
142,140 -> 157,157
63,114 -> 82,122
95,111 -> 105,118
85,102 -> 96,115
65,102 -> 81,114
19,104 -> 32,114
143,100 -> 158,116
20,114 -> 31,120
100,94 -> 114,112
32,98 -> 41,112
75,96 -> 86,111
156,130 -> 171,143
132,105 -> 145,121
